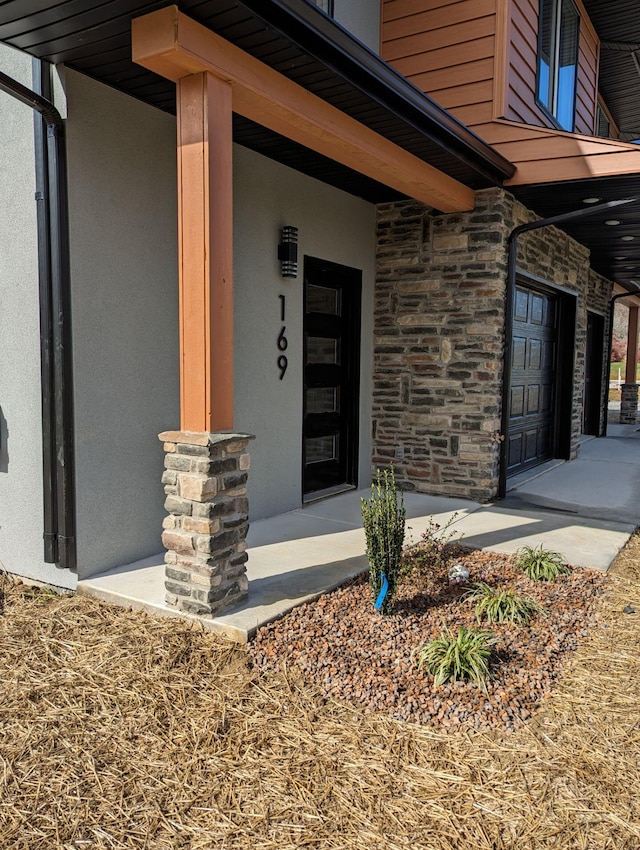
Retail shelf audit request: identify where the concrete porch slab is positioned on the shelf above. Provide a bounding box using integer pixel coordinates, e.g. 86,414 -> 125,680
449,506 -> 634,570
77,465 -> 638,643
78,491 -> 482,643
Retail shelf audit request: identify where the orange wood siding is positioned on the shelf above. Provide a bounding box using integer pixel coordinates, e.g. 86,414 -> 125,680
505,0 -> 599,135
382,0 -> 599,138
381,0 -> 497,127
471,119 -> 640,185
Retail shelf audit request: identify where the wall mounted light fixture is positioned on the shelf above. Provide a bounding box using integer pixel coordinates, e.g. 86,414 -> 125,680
278,226 -> 298,278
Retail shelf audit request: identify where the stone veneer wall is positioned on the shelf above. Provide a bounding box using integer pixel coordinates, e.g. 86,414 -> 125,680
372,188 -> 613,501
159,431 -> 253,616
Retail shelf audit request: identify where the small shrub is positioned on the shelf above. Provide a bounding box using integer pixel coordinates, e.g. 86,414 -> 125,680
361,467 -> 406,615
515,544 -> 570,581
402,512 -> 460,590
415,626 -> 497,688
465,582 -> 543,625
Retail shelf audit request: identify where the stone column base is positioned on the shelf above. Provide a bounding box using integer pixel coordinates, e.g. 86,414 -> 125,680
159,430 -> 255,617
620,384 -> 638,424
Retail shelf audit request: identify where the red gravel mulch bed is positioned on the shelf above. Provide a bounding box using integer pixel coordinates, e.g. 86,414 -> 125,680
249,548 -> 606,733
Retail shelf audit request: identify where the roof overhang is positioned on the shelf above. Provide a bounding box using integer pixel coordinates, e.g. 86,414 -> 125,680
475,119 -> 640,291
133,6 -> 476,212
0,0 -> 514,208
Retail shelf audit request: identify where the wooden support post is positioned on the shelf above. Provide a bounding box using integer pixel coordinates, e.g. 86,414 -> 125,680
625,305 -> 639,385
177,72 -> 233,432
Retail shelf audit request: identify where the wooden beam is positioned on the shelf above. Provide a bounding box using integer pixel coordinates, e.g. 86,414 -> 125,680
626,305 -> 639,385
132,5 -> 475,213
178,72 -> 234,432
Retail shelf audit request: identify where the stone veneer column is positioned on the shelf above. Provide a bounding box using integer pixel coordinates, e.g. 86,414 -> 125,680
620,384 -> 639,424
373,189 -> 510,502
159,430 -> 254,617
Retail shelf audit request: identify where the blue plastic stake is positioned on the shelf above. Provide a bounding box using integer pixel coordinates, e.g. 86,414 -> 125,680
374,573 -> 389,611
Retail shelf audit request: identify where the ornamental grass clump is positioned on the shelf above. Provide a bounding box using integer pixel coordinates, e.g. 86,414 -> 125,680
361,467 -> 406,615
465,581 -> 543,625
415,626 -> 497,689
515,544 -> 570,581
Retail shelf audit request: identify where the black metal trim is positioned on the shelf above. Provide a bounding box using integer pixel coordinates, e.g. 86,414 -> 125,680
583,309 -> 606,436
47,115 -> 76,572
499,195 -> 640,497
0,69 -> 63,128
0,62 -> 76,572
32,59 -> 58,565
238,0 -> 516,185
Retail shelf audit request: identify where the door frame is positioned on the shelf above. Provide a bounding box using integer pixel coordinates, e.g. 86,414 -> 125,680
500,270 -> 577,490
301,255 -> 362,501
583,310 -> 605,437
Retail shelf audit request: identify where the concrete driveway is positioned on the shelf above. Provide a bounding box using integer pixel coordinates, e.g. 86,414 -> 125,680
505,423 -> 640,525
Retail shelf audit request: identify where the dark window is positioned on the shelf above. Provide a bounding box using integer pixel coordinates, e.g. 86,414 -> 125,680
311,0 -> 335,16
596,103 -> 610,138
537,0 -> 580,131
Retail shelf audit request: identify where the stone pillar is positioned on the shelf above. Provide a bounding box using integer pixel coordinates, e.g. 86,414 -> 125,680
159,430 -> 254,617
620,384 -> 639,424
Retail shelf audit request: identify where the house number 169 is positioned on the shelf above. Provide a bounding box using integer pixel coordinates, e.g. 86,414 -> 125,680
278,294 -> 288,380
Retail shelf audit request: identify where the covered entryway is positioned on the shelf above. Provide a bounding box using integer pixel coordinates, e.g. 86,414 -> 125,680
507,283 -> 558,475
303,257 -> 361,499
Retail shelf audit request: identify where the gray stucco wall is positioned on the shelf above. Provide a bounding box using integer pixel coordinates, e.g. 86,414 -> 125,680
334,0 -> 380,52
0,46 -> 76,588
62,69 -> 179,580
233,144 -> 376,520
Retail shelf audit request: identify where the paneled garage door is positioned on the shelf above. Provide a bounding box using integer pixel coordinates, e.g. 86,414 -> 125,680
507,285 -> 557,475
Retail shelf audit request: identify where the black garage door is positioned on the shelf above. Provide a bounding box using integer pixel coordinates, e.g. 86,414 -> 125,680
507,285 -> 557,475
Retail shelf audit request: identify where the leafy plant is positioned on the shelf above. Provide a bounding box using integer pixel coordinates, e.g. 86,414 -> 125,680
415,626 -> 497,688
402,512 -> 461,590
361,466 -> 406,615
515,544 -> 570,581
465,582 -> 543,625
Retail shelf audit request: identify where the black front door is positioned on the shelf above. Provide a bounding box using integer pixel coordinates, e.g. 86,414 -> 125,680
507,284 -> 558,475
583,311 -> 604,436
303,257 -> 361,498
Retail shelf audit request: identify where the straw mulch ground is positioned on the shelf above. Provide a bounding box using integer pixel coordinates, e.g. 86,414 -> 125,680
1,534 -> 639,850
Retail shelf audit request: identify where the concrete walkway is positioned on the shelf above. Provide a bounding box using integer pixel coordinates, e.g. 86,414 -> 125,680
78,424 -> 640,643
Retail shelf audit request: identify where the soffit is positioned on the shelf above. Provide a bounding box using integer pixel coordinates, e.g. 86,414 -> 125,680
0,0 -> 513,206
512,175 -> 640,292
